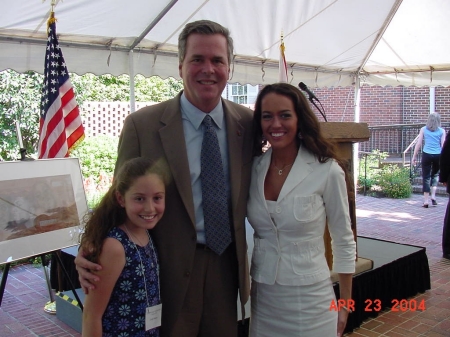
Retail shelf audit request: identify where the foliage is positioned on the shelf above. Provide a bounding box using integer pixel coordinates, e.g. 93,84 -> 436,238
377,165 -> 412,199
134,75 -> 184,102
358,176 -> 376,191
70,135 -> 118,183
358,150 -> 412,198
70,135 -> 118,210
86,190 -> 107,210
0,254 -> 51,271
357,150 -> 388,192
70,73 -> 183,103
0,70 -> 42,161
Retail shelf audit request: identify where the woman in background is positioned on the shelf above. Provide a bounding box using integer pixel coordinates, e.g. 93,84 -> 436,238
412,113 -> 445,208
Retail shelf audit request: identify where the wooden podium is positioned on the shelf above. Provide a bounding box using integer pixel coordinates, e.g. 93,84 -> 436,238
320,122 -> 370,269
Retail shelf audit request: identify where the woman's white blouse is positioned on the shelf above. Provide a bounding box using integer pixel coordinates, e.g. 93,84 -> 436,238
247,147 -> 356,286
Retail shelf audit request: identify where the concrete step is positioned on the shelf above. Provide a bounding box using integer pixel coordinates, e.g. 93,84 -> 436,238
411,175 -> 447,196
412,186 -> 447,196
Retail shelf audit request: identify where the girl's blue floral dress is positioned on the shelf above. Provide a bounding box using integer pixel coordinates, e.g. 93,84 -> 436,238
102,227 -> 160,337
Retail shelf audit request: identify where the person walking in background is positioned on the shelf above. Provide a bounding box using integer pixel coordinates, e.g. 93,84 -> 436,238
247,83 -> 356,337
75,20 -> 254,337
439,130 -> 450,260
81,157 -> 169,336
412,113 -> 445,208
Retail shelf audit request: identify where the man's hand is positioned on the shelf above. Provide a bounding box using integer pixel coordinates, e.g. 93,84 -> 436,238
74,248 -> 102,294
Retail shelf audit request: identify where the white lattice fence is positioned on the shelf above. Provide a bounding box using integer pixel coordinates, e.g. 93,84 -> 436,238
80,102 -> 156,137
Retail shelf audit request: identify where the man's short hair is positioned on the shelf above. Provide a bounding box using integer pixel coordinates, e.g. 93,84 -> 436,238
178,20 -> 234,65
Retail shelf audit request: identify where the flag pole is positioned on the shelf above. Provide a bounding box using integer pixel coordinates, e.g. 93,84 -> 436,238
40,0 -> 85,314
42,3 -> 57,315
279,30 -> 288,83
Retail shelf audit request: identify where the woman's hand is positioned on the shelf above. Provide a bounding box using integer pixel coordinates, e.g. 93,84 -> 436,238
74,248 -> 102,294
337,307 -> 350,337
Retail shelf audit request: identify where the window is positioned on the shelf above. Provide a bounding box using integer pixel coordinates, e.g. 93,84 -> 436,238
230,84 -> 248,104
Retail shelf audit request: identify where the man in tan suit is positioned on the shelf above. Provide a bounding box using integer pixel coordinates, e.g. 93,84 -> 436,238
75,20 -> 253,337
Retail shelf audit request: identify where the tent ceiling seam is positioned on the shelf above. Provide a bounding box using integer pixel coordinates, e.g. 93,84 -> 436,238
357,0 -> 403,75
129,0 -> 178,51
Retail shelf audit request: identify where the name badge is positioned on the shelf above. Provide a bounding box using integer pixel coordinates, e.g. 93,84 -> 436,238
145,304 -> 162,331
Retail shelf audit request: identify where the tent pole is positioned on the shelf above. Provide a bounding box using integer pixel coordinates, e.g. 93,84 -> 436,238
129,50 -> 136,113
429,86 -> 436,113
354,76 -> 361,123
353,75 -> 362,188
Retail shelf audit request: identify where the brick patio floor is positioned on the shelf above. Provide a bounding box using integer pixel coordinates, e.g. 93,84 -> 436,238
1,193 -> 450,336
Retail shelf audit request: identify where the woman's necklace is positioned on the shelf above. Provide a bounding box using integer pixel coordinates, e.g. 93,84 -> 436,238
273,162 -> 294,175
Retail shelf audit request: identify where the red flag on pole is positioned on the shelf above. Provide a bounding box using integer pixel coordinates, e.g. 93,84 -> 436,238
278,32 -> 288,83
38,12 -> 84,159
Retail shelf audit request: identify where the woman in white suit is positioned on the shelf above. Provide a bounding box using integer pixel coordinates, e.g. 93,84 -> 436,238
247,83 -> 356,337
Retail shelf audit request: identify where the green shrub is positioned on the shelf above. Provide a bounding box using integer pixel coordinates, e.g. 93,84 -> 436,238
0,254 -> 52,271
358,150 -> 388,192
358,177 -> 376,191
70,135 -> 118,208
70,135 -> 118,183
377,165 -> 412,199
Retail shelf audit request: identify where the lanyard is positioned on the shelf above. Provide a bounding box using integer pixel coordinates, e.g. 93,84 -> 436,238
123,226 -> 161,306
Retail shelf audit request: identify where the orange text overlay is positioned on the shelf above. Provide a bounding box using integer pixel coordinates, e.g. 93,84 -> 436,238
330,299 -> 426,312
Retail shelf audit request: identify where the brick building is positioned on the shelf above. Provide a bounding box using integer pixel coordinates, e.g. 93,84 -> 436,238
313,85 -> 450,125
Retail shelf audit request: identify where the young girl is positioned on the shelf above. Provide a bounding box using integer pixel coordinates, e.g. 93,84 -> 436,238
81,157 -> 169,337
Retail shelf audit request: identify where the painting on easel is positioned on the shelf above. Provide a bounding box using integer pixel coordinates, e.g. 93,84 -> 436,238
0,158 -> 88,264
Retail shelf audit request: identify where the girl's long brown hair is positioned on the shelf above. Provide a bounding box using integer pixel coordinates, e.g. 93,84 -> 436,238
79,157 -> 170,262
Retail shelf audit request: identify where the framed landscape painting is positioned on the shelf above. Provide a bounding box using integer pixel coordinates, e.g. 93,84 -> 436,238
0,158 -> 88,264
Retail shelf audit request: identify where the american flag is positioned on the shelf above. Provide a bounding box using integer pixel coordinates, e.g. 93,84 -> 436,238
38,14 -> 84,159
278,33 -> 288,83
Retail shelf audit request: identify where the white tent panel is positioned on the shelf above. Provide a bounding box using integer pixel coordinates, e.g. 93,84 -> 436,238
0,0 -> 448,87
364,0 -> 450,82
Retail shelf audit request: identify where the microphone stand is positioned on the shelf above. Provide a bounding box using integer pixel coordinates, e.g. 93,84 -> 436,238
298,83 -> 328,122
308,95 -> 328,122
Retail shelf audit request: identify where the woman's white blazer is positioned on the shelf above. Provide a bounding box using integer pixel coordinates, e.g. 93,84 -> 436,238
247,146 -> 356,286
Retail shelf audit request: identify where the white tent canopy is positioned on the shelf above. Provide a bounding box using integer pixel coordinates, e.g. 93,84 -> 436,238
1,0 -> 449,87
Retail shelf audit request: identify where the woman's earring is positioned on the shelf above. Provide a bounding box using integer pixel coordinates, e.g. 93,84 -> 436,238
297,131 -> 303,139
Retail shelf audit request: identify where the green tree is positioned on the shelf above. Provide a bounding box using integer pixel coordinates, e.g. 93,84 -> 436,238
134,75 -> 183,102
70,134 -> 118,181
0,70 -> 42,160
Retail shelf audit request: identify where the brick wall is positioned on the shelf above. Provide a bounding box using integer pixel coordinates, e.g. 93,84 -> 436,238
312,85 -> 450,126
436,86 -> 450,119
